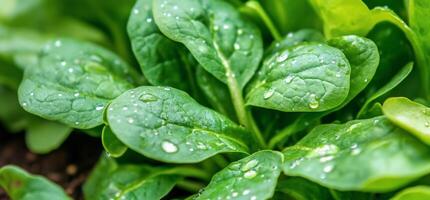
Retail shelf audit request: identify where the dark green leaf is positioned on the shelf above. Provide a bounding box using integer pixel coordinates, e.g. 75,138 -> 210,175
153,0 -> 263,89
107,86 -> 249,163
18,38 -> 140,129
102,126 -> 128,158
282,116 -> 430,192
25,120 -> 72,154
246,43 -> 351,112
195,150 -> 283,200
0,165 -> 71,200
276,177 -> 332,200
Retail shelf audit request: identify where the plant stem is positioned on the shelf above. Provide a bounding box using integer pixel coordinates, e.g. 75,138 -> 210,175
176,179 -> 205,193
246,0 -> 282,41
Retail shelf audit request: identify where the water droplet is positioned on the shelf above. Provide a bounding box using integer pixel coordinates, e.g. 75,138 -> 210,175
237,29 -> 243,35
22,102 -> 27,107
241,159 -> 258,171
54,40 -> 62,47
146,18 -> 152,23
68,68 -> 74,73
244,170 -> 257,179
133,9 -> 139,14
196,142 -> 207,150
163,87 -> 171,91
189,148 -> 194,152
320,156 -> 334,163
234,43 -> 240,50
173,5 -> 178,10
96,105 -> 104,111
308,94 -> 319,109
351,148 -> 361,155
122,106 -> 128,111
128,118 -> 134,124
30,92 -> 34,96
308,144 -> 339,157
61,61 -> 67,66
351,143 -> 358,149
242,189 -> 250,195
251,196 -> 257,200
214,25 -> 219,31
285,75 -> 295,83
232,192 -> 238,197
364,78 -> 368,83
139,93 -> 158,102
74,122 -> 80,125
106,152 -> 111,157
323,164 -> 334,173
425,121 -> 430,127
161,141 -> 178,153
223,24 -> 230,29
58,94 -> 63,97
276,51 -> 289,62
335,73 -> 341,78
263,89 -> 275,99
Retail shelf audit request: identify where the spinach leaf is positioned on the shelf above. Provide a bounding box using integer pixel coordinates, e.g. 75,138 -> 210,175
282,116 -> 430,192
0,165 -> 71,200
106,86 -> 249,163
25,119 -> 72,154
102,126 -> 128,158
127,0 -> 194,91
83,155 -> 180,200
18,38 -> 141,129
391,186 -> 430,200
383,97 -> 430,145
195,150 -> 283,200
275,177 -> 332,200
264,29 -> 324,57
246,43 -> 350,112
152,0 -> 263,89
358,62 -> 413,118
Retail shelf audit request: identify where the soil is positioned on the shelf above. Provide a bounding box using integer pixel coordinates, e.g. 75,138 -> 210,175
0,127 -> 102,200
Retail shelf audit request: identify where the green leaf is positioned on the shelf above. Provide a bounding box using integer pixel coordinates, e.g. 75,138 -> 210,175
25,120 -> 72,154
127,0 -> 193,91
102,126 -> 128,158
83,155 -> 179,200
0,86 -> 29,133
358,62 -> 414,118
196,66 -> 236,120
391,186 -> 430,200
107,86 -> 249,163
246,43 -> 351,112
382,97 -> 430,145
276,177 -> 332,200
153,0 -> 263,89
282,116 -> 430,192
0,165 -> 71,200
18,38 -> 140,129
195,150 -> 283,200
264,29 -> 324,57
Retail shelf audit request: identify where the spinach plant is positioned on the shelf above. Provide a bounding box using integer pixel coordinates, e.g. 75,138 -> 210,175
1,0 -> 430,199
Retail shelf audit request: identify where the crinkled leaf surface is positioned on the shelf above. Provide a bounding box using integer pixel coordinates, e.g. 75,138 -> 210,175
102,126 -> 128,158
358,62 -> 413,118
107,86 -> 249,163
0,165 -> 70,200
18,38 -> 140,129
26,119 -> 72,154
383,97 -> 430,145
83,156 -> 179,200
246,43 -> 350,112
282,116 -> 430,192
391,186 -> 430,200
153,0 -> 263,88
127,0 -> 192,91
195,150 -> 283,200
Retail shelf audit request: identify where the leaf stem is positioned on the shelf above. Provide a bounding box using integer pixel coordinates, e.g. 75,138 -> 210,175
176,179 -> 205,193
245,0 -> 282,41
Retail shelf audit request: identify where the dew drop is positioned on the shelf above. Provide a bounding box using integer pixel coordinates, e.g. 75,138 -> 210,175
241,159 -> 258,171
133,9 -> 139,14
30,92 -> 34,96
68,68 -> 74,73
285,75 -> 295,83
54,40 -> 62,47
196,142 -> 207,150
223,24 -> 230,29
244,170 -> 257,179
74,122 -> 80,125
146,18 -> 152,23
232,192 -> 238,197
237,29 -> 243,35
234,43 -> 240,50
22,102 -> 27,107
161,140 -> 178,153
251,196 -> 257,200
276,51 -> 289,62
364,78 -> 368,83
214,25 -> 219,31
263,89 -> 275,99
308,94 -> 319,109
242,189 -> 251,195
319,156 -> 334,163
128,118 -> 134,124
425,121 -> 430,127
60,61 -> 67,66
139,93 -> 158,102
323,164 -> 334,173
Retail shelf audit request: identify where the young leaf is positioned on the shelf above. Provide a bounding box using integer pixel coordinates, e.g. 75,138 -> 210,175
152,0 -> 263,89
127,0 -> 193,91
195,150 -> 283,200
382,97 -> 430,145
358,63 -> 414,118
25,120 -> 72,154
102,126 -> 128,158
18,38 -> 140,129
106,86 -> 249,163
83,156 -> 179,200
282,116 -> 430,192
246,43 -> 351,112
391,186 -> 430,200
0,165 -> 71,200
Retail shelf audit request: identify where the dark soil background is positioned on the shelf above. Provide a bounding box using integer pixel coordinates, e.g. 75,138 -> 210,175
0,125 -> 102,200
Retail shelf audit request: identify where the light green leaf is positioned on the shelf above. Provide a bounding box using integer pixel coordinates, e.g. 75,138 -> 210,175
358,63 -> 413,118
391,186 -> 430,200
282,116 -> 430,192
107,86 -> 249,163
102,126 -> 127,158
0,165 -> 71,200
383,97 -> 430,145
18,38 -> 140,129
246,43 -> 351,112
195,150 -> 283,200
25,120 -> 72,154
153,0 -> 263,89
127,0 -> 193,91
83,155 -> 179,200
